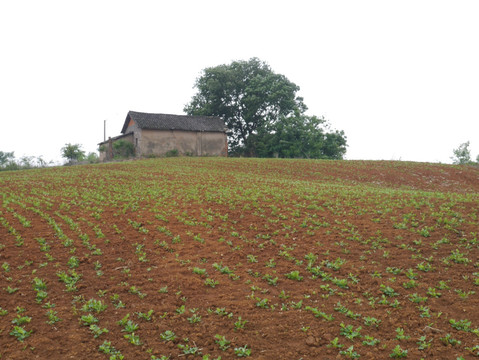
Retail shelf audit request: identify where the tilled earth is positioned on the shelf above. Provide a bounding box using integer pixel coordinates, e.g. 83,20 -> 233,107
1,158 -> 478,359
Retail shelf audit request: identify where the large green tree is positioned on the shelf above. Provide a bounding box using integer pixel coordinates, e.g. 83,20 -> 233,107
256,114 -> 347,159
185,58 -> 347,158
184,58 -> 306,155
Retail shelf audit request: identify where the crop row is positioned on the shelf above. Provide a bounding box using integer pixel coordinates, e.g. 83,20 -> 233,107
0,158 -> 478,359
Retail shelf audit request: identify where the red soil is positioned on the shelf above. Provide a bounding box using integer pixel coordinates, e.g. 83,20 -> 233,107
0,159 -> 478,359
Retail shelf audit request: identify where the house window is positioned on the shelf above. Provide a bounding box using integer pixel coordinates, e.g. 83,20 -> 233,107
135,138 -> 138,147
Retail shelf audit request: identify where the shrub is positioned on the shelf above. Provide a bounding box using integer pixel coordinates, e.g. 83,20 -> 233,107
86,152 -> 99,164
113,140 -> 135,159
165,149 -> 179,157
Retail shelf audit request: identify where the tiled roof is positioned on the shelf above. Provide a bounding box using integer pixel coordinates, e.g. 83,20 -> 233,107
98,132 -> 133,145
121,111 -> 225,134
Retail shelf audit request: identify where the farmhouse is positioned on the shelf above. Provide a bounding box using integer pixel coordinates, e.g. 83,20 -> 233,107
99,111 -> 228,161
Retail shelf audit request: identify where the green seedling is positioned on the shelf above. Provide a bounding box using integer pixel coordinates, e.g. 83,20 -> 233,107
124,332 -> 142,345
10,325 -> 32,342
339,345 -> 360,359
122,320 -> 139,333
81,298 -> 107,313
395,327 -> 410,340
205,278 -> 219,287
417,335 -> 432,350
45,309 -> 61,325
327,337 -> 343,348
178,343 -> 201,355
137,309 -> 154,321
389,344 -> 408,358
90,324 -> 109,338
98,340 -> 123,358
234,316 -> 248,330
12,314 -> 32,326
160,330 -> 177,342
339,323 -> 362,340
215,334 -> 231,351
80,313 -> 98,326
440,333 -> 461,346
449,318 -> 471,331
362,335 -> 380,346
234,345 -> 251,357
285,270 -> 303,281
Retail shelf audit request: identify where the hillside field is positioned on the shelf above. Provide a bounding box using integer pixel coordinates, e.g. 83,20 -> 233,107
1,158 -> 479,359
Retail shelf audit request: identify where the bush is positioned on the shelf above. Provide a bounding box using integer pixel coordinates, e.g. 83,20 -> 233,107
113,140 -> 135,159
165,149 -> 179,157
86,152 -> 99,164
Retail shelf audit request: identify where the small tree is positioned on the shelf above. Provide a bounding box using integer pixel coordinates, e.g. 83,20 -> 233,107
0,151 -> 15,167
19,156 -> 34,169
86,152 -> 99,164
61,143 -> 85,164
451,141 -> 472,165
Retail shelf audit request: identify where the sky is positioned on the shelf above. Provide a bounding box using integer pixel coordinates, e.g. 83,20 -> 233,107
1,0 -> 478,164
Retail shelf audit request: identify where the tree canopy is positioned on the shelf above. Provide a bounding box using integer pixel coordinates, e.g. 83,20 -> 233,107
185,58 -> 347,158
0,151 -> 14,167
451,141 -> 479,165
61,143 -> 85,164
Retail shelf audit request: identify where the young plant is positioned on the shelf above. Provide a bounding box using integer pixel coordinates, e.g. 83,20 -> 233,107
214,334 -> 231,351
440,333 -> 461,346
12,313 -> 32,326
362,335 -> 380,346
417,335 -> 432,350
122,320 -> 139,333
10,326 -> 32,342
380,284 -> 399,297
45,309 -> 61,325
234,316 -> 248,330
449,318 -> 471,331
193,267 -> 207,276
234,345 -> 251,357
339,323 -> 362,340
67,256 -> 80,268
160,330 -> 177,342
285,270 -> 303,281
124,332 -> 142,345
395,327 -> 410,340
363,316 -> 381,328
98,340 -> 123,358
205,278 -> 219,288
80,313 -> 99,326
389,344 -> 408,358
81,298 -> 107,313
339,345 -> 361,359
89,324 -> 109,338
187,312 -> 202,324
136,309 -> 154,321
177,343 -> 201,355
327,337 -> 344,349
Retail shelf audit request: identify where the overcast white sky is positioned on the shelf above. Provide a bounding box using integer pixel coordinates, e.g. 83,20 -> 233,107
1,0 -> 478,164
